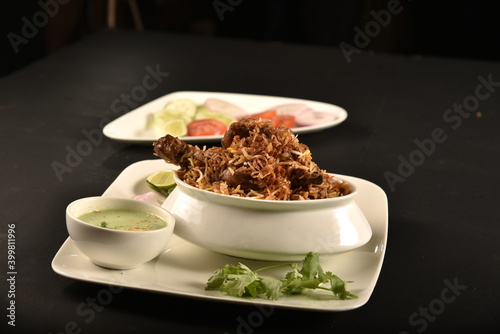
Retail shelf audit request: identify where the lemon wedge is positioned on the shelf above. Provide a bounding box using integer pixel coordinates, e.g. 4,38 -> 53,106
159,118 -> 187,137
146,170 -> 177,196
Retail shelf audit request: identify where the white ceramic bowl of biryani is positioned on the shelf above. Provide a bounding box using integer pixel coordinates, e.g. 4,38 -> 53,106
162,174 -> 371,261
156,118 -> 372,261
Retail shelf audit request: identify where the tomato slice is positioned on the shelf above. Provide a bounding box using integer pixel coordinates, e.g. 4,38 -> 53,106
247,110 -> 280,126
187,119 -> 227,136
248,110 -> 277,120
277,115 -> 295,128
246,110 -> 295,128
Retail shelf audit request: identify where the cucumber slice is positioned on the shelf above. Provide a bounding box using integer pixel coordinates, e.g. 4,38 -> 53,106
194,106 -> 236,127
164,98 -> 197,118
155,98 -> 197,125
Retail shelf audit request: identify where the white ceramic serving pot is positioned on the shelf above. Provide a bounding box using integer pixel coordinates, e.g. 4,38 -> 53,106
66,197 -> 175,269
162,174 -> 372,261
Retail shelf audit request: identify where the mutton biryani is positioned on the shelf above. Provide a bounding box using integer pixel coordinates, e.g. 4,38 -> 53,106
153,118 -> 351,201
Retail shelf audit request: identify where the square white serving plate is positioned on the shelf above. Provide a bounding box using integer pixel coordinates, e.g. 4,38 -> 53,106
52,159 -> 387,312
102,91 -> 348,144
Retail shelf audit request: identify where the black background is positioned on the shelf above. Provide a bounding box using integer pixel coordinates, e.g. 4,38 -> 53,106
1,1 -> 499,333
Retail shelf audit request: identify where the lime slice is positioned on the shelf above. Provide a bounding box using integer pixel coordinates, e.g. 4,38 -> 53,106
146,170 -> 177,196
159,118 -> 187,137
194,106 -> 236,127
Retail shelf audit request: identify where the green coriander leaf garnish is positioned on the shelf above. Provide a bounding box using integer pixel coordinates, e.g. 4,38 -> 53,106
259,277 -> 284,300
299,252 -> 324,280
205,252 -> 358,301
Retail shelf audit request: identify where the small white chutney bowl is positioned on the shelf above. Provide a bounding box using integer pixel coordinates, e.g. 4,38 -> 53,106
162,174 -> 372,261
66,197 -> 175,269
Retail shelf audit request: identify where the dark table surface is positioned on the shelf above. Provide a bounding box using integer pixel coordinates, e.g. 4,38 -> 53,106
1,30 -> 499,334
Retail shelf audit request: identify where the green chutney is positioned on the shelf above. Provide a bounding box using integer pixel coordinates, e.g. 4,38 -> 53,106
78,209 -> 167,231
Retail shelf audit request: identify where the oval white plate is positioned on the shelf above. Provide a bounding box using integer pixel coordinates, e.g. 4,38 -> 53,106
103,91 -> 348,144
